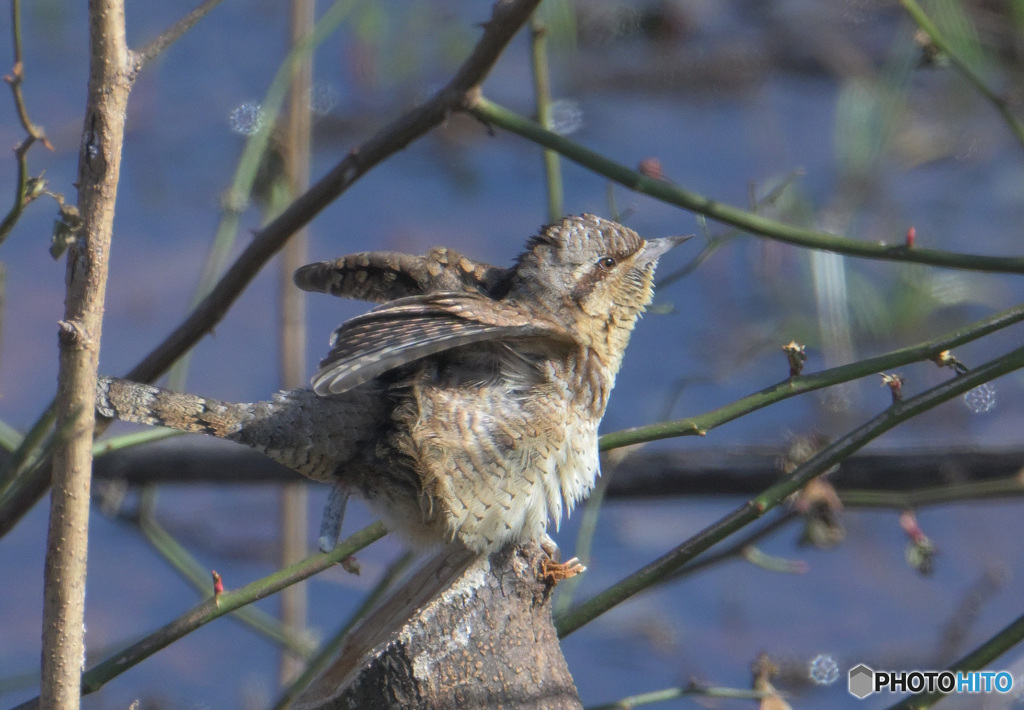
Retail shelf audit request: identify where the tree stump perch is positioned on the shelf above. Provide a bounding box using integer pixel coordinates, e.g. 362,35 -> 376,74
293,542 -> 582,709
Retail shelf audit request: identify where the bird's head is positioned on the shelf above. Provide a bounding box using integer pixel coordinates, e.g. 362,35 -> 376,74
512,214 -> 687,361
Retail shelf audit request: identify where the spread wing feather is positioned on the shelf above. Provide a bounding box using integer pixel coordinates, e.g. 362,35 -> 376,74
312,293 -> 570,396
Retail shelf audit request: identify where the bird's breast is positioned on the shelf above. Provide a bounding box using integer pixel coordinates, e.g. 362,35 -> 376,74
398,351 -> 608,552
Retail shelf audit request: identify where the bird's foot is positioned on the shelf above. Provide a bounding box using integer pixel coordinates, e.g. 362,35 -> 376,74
538,534 -> 586,584
540,556 -> 587,585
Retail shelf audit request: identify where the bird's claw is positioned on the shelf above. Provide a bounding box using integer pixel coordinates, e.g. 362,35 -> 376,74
540,556 -> 587,584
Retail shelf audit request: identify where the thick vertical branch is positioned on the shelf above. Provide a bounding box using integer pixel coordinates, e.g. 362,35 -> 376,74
41,0 -> 133,707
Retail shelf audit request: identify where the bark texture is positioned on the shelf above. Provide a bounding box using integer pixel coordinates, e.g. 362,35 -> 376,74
294,542 -> 582,710
41,0 -> 133,707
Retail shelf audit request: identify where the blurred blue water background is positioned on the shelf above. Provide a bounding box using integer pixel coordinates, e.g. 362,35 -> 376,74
3,1 -> 1024,708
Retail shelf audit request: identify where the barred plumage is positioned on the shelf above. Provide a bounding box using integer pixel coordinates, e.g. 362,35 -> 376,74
97,215 -> 686,561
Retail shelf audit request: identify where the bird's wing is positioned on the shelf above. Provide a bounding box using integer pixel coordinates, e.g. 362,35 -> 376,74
294,252 -> 426,302
294,250 -> 509,303
312,293 -> 571,395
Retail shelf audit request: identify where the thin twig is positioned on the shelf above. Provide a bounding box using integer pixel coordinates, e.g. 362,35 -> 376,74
133,0 -> 228,70
840,477 -> 1024,509
529,11 -> 563,221
662,511 -> 798,585
556,340 -> 1024,637
137,512 -> 316,656
468,97 -> 1024,274
4,0 -> 51,144
0,139 -> 32,244
0,0 -> 55,245
656,170 -> 803,288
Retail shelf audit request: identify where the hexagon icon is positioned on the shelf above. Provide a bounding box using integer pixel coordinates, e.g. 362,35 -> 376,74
848,664 -> 874,699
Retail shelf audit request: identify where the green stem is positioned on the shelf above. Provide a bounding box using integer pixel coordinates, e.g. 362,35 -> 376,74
529,12 -> 563,221
91,427 -> 183,455
840,477 -> 1024,509
0,403 -> 55,497
468,97 -> 1024,274
600,300 -> 1024,450
556,341 -> 1024,637
139,513 -> 316,657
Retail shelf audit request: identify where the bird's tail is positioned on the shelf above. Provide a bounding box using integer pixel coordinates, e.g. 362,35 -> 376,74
95,377 -> 251,439
97,375 -> 357,552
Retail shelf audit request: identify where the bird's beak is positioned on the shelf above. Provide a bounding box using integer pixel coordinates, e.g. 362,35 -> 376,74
640,234 -> 692,264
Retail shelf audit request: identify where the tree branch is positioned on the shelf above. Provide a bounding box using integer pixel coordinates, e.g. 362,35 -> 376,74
132,0 -> 228,70
600,300 -> 1024,450
0,0 -> 55,245
41,0 -> 133,706
556,341 -> 1024,637
468,97 -> 1024,274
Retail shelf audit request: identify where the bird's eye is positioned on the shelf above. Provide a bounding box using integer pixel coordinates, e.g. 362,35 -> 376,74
597,256 -> 616,270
